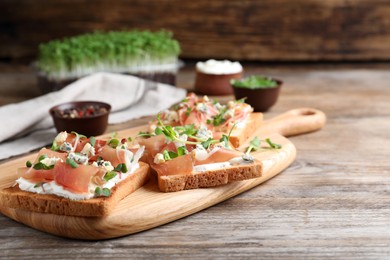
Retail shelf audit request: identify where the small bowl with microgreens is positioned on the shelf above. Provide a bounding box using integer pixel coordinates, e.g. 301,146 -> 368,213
231,75 -> 282,112
49,101 -> 111,136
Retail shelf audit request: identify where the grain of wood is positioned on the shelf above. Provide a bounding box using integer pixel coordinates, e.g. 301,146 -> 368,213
2,0 -> 390,61
1,62 -> 390,258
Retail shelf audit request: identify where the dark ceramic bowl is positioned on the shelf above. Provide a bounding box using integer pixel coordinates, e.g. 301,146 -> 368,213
232,79 -> 282,112
49,101 -> 111,136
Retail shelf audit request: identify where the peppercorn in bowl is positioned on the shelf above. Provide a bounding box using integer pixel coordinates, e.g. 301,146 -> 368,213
49,101 -> 111,136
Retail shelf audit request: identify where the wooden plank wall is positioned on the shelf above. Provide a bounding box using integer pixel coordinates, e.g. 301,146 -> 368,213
1,0 -> 390,62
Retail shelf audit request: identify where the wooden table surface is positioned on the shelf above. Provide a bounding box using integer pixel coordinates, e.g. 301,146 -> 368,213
1,62 -> 390,259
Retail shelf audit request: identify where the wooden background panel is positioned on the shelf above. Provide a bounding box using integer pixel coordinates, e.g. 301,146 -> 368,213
1,0 -> 390,61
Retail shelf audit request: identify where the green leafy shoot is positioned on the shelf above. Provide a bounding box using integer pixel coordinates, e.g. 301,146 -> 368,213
51,140 -> 60,151
163,150 -> 178,161
156,114 -> 199,145
220,135 -> 229,148
108,138 -> 120,148
89,136 -> 96,147
110,132 -> 118,139
103,171 -> 117,182
38,154 -> 48,162
212,107 -> 228,126
66,158 -> 79,168
266,138 -> 282,149
137,131 -> 155,138
26,161 -> 33,168
220,123 -> 237,148
97,156 -> 103,165
177,146 -> 187,156
201,138 -> 218,150
95,187 -> 111,197
185,107 -> 191,116
175,124 -> 197,137
246,136 -> 261,154
33,182 -> 46,188
37,30 -> 180,80
212,113 -> 226,126
32,155 -> 54,170
127,137 -> 133,142
235,97 -> 247,104
114,163 -> 128,173
155,127 -> 163,135
231,75 -> 278,89
33,162 -> 55,170
71,131 -> 87,139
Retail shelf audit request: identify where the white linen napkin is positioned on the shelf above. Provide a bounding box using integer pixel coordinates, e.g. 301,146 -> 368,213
0,72 -> 186,160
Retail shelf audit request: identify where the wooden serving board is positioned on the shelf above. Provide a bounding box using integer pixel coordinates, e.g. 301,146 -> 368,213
0,108 -> 326,240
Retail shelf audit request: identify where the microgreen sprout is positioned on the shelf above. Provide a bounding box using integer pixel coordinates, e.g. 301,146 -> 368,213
103,171 -> 117,182
246,137 -> 260,154
26,161 -> 33,167
37,30 -> 181,80
89,136 -> 96,147
66,158 -> 79,168
95,187 -> 111,197
71,131 -> 87,139
114,163 -> 128,173
245,136 -> 282,154
156,114 -> 199,145
231,75 -> 278,89
137,131 -> 155,138
108,138 -> 120,148
265,138 -> 282,149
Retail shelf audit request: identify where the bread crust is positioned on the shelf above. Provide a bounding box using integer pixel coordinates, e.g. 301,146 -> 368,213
0,162 -> 150,217
229,112 -> 263,148
157,160 -> 262,192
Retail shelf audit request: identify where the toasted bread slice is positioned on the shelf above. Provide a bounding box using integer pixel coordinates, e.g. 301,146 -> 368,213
0,162 -> 150,217
228,112 -> 262,148
156,160 -> 262,192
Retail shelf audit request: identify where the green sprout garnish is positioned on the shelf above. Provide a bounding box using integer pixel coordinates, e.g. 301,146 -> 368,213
231,75 -> 278,89
114,163 -> 128,173
33,163 -> 54,170
245,136 -> 282,154
137,131 -> 155,138
177,146 -> 187,156
71,131 -> 87,139
220,123 -> 237,148
212,111 -> 227,126
201,138 -> 216,150
95,187 -> 111,197
246,137 -> 260,154
108,138 -> 120,148
266,138 -> 282,149
51,141 -> 60,151
185,107 -> 191,116
89,136 -> 96,147
66,158 -> 79,168
103,171 -> 117,182
34,182 -> 46,188
26,161 -> 33,167
155,114 -> 199,146
38,154 -> 48,162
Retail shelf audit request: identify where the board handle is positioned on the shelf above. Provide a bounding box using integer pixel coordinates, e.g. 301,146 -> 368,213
258,108 -> 326,137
